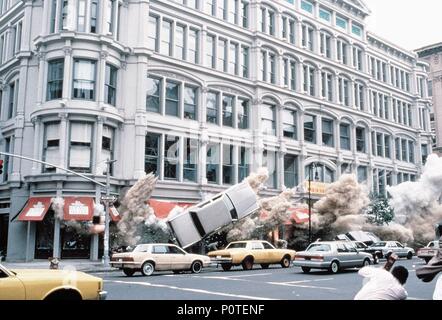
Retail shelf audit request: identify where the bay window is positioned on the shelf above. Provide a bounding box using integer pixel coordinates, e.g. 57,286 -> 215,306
43,122 -> 60,173
69,122 -> 93,173
47,59 -> 64,101
105,64 -> 117,106
73,59 -> 96,100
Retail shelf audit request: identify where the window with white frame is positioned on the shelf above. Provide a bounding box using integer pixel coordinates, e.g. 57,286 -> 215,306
145,133 -> 160,175
303,64 -> 315,96
77,0 -> 87,32
148,16 -> 158,52
222,95 -> 234,127
228,42 -> 239,75
241,46 -> 249,78
357,166 -> 367,183
90,0 -> 99,33
283,57 -> 296,90
340,123 -> 351,151
336,39 -> 348,65
205,0 -> 215,16
184,86 -> 197,120
240,1 -> 249,28
165,81 -> 179,117
188,28 -> 199,64
261,49 -> 276,84
283,109 -> 297,139
237,98 -> 249,129
260,6 -> 275,36
217,0 -> 226,20
304,114 -> 316,144
206,34 -> 216,68
354,82 -> 364,110
7,80 -> 17,120
207,91 -> 219,124
281,15 -> 296,44
59,0 -> 69,30
0,33 -> 5,64
183,137 -> 198,182
72,59 -> 96,101
146,76 -> 161,113
222,144 -> 234,185
320,31 -> 332,58
161,20 -> 172,56
262,104 -> 276,136
238,146 -> 250,182
207,142 -> 220,184
302,23 -> 314,51
284,154 -> 298,188
175,24 -> 185,60
43,122 -> 60,173
338,76 -> 350,106
101,125 -> 115,175
322,118 -> 334,147
105,64 -> 117,106
352,46 -> 363,71
164,135 -> 179,180
69,122 -> 93,173
217,38 -> 227,72
263,149 -> 277,188
356,127 -> 366,153
47,59 -> 64,101
321,70 -> 333,101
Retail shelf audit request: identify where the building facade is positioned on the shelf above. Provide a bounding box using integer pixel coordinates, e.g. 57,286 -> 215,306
416,42 -> 442,154
0,0 -> 433,261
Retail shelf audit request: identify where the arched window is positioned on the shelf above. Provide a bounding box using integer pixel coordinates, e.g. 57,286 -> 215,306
281,14 -> 296,44
283,55 -> 297,90
352,45 -> 364,71
336,38 -> 349,65
261,48 -> 277,84
260,5 -> 276,36
338,75 -> 350,106
354,81 -> 365,110
305,163 -> 335,183
303,63 -> 316,96
301,22 -> 315,51
319,30 -> 332,58
321,68 -> 334,101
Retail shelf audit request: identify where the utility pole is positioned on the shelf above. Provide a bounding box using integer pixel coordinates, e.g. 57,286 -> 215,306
102,159 -> 116,267
308,164 -> 312,245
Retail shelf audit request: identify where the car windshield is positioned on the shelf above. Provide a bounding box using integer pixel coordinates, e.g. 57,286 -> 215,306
133,245 -> 151,253
372,242 -> 386,247
306,244 -> 331,252
226,242 -> 247,249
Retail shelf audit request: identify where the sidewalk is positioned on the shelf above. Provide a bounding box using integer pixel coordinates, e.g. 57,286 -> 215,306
1,259 -> 118,273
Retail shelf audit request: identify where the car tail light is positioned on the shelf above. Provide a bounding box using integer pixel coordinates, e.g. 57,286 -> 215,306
310,256 -> 324,262
295,255 -> 305,261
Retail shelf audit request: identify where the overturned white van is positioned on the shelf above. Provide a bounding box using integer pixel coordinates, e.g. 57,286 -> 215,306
166,182 -> 259,249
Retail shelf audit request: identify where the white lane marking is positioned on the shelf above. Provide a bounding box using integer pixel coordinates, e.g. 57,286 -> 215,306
105,280 -> 277,300
284,278 -> 334,284
223,273 -> 271,278
267,282 -> 337,291
407,297 -> 424,300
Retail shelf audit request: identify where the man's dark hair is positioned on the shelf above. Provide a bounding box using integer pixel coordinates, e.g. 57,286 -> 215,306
392,266 -> 409,285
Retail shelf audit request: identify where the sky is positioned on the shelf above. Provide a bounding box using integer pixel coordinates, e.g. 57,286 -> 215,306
363,0 -> 442,51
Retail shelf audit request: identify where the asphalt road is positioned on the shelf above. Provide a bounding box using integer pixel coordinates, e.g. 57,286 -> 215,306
95,257 -> 436,300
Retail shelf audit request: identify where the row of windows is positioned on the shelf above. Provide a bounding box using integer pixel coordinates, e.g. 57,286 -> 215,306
48,0 -> 121,39
42,121 -> 115,174
0,0 -> 18,16
0,20 -> 22,65
148,14 -> 250,78
369,57 -> 414,94
372,168 -> 417,198
46,58 -> 117,105
146,75 -> 249,128
369,91 -> 415,126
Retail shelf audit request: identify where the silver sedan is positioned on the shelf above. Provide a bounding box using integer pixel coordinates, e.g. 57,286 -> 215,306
293,241 -> 374,274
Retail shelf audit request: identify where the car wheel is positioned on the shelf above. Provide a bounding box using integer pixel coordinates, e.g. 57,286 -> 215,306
373,255 -> 379,265
301,267 -> 311,274
260,264 -> 270,269
280,255 -> 291,268
221,263 -> 232,271
123,268 -> 135,277
242,257 -> 254,271
407,252 -> 413,260
362,258 -> 371,267
329,261 -> 339,274
191,261 -> 203,274
141,261 -> 155,276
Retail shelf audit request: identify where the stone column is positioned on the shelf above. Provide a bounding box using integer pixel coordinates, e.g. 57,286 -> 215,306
58,113 -> 68,172
31,117 -> 42,175
95,116 -> 104,175
62,46 -> 73,100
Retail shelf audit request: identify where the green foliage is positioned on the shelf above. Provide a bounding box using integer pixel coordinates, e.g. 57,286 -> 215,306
366,194 -> 395,226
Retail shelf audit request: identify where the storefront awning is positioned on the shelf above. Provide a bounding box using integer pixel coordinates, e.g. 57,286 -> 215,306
17,197 -> 52,221
63,197 -> 94,221
286,207 -> 311,225
148,199 -> 194,219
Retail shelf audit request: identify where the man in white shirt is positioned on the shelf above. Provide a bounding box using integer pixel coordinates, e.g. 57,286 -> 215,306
354,266 -> 408,300
434,274 -> 442,300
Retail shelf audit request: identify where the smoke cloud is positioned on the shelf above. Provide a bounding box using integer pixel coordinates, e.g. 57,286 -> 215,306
388,154 -> 442,244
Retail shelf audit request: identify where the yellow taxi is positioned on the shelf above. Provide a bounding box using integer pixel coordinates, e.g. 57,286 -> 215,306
0,263 -> 106,300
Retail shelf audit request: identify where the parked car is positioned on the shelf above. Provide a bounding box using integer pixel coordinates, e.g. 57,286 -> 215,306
0,263 -> 106,300
417,241 -> 440,264
167,182 -> 259,249
349,241 -> 381,264
208,240 -> 296,271
368,241 -> 415,260
293,241 -> 374,274
110,243 -> 212,276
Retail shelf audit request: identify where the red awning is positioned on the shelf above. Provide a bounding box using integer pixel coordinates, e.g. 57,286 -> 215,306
260,207 -> 311,225
286,207 -> 311,225
17,197 -> 52,221
63,197 -> 94,221
109,206 -> 121,222
148,199 -> 194,219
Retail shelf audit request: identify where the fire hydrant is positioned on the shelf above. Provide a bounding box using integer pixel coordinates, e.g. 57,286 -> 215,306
49,257 -> 60,269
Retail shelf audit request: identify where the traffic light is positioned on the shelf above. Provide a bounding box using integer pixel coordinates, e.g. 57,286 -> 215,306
0,160 -> 3,175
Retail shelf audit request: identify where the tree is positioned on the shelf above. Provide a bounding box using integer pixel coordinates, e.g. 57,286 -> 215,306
366,194 -> 395,226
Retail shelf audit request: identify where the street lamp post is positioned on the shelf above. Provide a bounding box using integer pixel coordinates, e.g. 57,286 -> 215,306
307,163 -> 319,244
103,159 -> 117,267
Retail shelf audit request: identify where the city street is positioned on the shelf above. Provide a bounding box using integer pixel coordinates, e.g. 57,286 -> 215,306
96,257 -> 436,300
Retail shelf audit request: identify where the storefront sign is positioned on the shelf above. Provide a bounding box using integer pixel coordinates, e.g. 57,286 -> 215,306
69,201 -> 89,216
304,181 -> 328,195
63,197 -> 95,221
